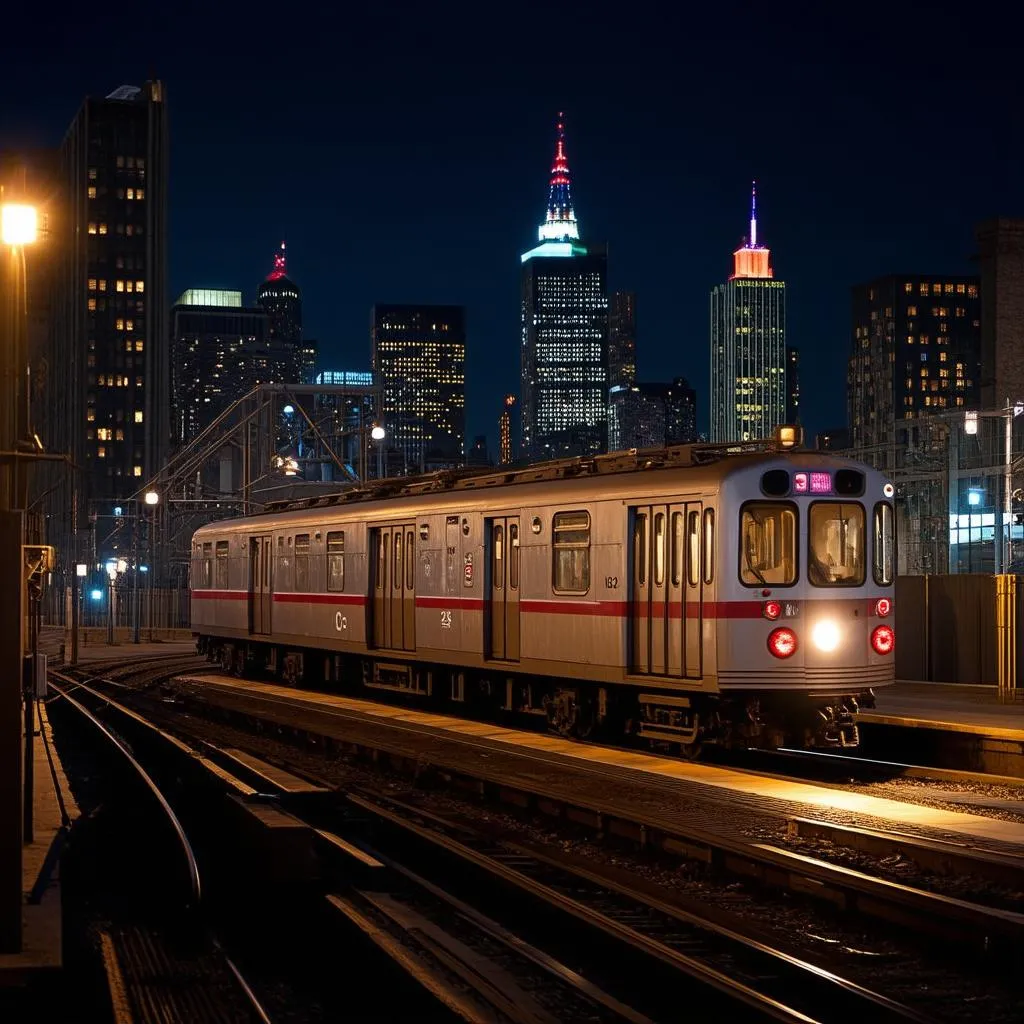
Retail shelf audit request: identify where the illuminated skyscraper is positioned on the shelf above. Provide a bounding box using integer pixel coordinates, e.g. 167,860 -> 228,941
371,304 -> 466,473
256,241 -> 302,381
710,184 -> 786,442
46,82 -> 169,511
521,115 -> 608,460
499,393 -> 516,465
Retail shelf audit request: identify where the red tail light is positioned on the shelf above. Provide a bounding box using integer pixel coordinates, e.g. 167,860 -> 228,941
763,601 -> 782,620
871,625 -> 895,655
767,627 -> 798,659
875,597 -> 891,617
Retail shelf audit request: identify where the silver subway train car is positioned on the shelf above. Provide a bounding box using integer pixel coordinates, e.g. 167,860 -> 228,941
191,430 -> 896,754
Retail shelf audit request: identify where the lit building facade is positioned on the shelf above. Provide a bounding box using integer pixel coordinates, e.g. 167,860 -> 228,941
609,377 -> 698,451
847,274 -> 980,452
710,184 -> 786,442
608,291 -> 636,388
499,393 -> 516,465
46,82 -> 169,514
521,115 -> 608,461
256,241 -> 302,381
664,376 -> 698,445
170,289 -> 278,445
786,346 -> 800,424
371,304 -> 466,473
300,338 -> 318,383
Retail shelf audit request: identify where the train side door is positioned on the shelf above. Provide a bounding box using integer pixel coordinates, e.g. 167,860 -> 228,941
370,524 -> 415,652
631,504 -> 690,678
487,516 -> 520,661
683,505 -> 703,679
248,535 -> 272,635
371,527 -> 390,648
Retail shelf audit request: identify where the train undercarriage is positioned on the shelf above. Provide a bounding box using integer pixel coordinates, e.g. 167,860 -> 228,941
196,635 -> 875,755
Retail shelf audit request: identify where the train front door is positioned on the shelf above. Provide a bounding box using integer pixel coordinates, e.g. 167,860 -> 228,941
486,516 -> 520,661
630,503 -> 701,677
371,524 -> 416,651
249,535 -> 272,635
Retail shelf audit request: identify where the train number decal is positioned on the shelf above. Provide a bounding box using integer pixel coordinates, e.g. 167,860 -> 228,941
440,610 -> 453,630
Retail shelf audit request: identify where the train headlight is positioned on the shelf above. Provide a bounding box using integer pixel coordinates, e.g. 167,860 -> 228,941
811,620 -> 841,653
871,625 -> 895,655
767,627 -> 798,659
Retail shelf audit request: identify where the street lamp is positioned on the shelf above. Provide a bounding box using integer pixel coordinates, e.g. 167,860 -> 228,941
144,491 -> 159,641
0,204 -> 37,246
1,199 -> 38,952
371,424 -> 386,479
105,560 -> 121,645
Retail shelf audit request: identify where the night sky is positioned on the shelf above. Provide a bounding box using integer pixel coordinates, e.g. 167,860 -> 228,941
2,2 -> 1020,450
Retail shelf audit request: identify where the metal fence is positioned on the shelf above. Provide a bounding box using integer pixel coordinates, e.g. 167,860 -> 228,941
43,584 -> 190,633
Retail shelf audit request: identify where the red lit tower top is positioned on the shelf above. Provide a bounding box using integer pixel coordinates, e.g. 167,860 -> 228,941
538,113 -> 580,242
267,240 -> 288,281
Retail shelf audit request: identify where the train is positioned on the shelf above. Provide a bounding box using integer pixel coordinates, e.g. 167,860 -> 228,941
191,427 -> 896,756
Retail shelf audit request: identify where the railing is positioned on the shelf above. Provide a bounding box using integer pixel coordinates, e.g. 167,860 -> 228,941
42,585 -> 191,633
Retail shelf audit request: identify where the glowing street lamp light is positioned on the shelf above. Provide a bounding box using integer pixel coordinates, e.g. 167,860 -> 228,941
144,490 -> 160,506
0,204 -> 37,246
371,424 -> 386,478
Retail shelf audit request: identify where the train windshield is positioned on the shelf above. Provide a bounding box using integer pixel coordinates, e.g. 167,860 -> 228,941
740,502 -> 797,586
808,502 -> 865,587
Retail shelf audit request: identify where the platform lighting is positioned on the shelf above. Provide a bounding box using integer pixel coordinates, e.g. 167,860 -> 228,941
964,411 -> 978,435
371,425 -> 386,441
75,563 -> 88,578
144,490 -> 160,506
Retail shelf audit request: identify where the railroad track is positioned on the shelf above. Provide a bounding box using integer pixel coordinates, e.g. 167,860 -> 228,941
51,659 -> 1006,1021
47,672 -> 271,1024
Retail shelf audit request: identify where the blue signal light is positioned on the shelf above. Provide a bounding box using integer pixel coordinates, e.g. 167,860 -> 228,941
90,589 -> 104,601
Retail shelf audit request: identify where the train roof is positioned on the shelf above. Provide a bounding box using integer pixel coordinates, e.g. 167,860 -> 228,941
193,437 -> 887,538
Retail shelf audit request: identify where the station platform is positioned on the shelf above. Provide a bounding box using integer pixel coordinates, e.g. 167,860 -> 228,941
858,681 -> 1024,775
0,701 -> 79,984
174,673 -> 1024,856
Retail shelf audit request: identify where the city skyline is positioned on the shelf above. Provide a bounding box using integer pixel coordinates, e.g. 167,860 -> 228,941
1,3 -> 1019,450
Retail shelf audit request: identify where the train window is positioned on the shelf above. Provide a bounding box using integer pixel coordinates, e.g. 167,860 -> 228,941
808,503 -> 866,587
294,534 -> 310,592
493,524 -> 504,588
703,509 -> 715,585
634,513 -> 647,586
406,530 -> 414,590
654,512 -> 666,586
872,503 -> 894,586
687,511 -> 699,587
394,533 -> 402,590
739,503 -> 797,587
215,541 -> 229,589
509,523 -> 520,590
202,542 -> 212,588
327,531 -> 345,592
671,512 -> 683,586
376,535 -> 385,590
552,510 -> 590,595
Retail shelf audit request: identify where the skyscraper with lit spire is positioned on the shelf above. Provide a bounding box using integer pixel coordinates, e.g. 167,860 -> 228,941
710,184 -> 787,442
520,115 -> 608,460
256,241 -> 302,381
